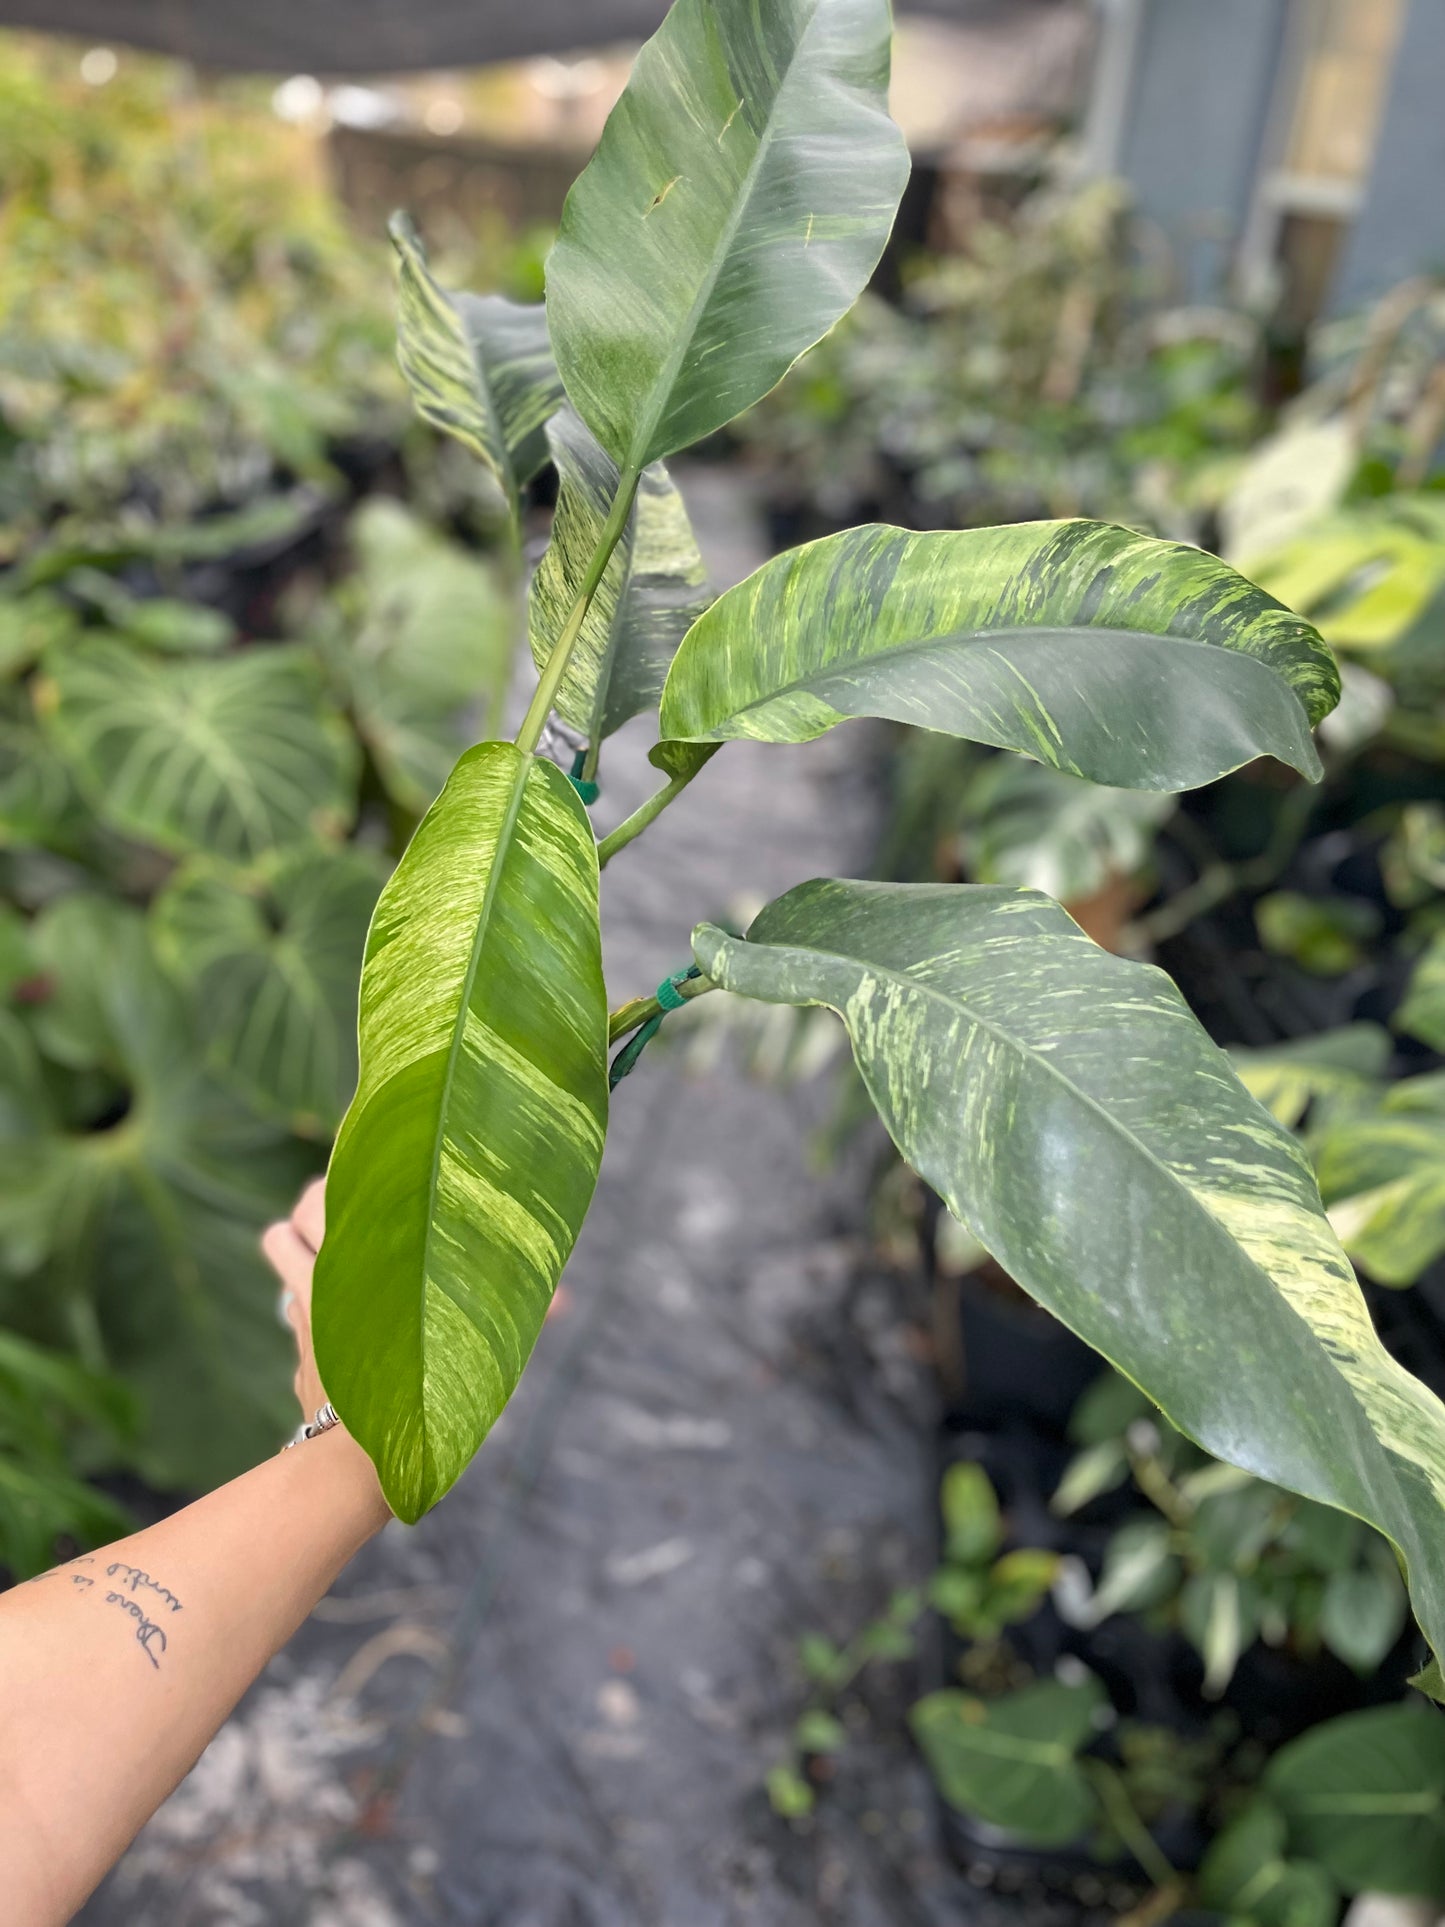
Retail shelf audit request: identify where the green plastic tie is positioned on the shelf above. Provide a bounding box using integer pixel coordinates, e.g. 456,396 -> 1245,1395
567,748 -> 599,807
608,967 -> 702,1090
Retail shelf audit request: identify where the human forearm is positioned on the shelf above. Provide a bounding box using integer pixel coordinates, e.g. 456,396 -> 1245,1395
0,1425 -> 388,1925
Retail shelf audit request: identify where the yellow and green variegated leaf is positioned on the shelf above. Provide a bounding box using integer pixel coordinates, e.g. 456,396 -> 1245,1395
1398,933 -> 1445,1054
529,406 -> 709,742
545,0 -> 909,473
1232,1024 -> 1391,1130
694,879 -> 1445,1677
1244,496 -> 1445,654
1315,1075 -> 1445,1288
313,742 -> 608,1522
661,521 -> 1339,791
37,639 -> 358,862
151,846 -> 386,1134
390,214 -> 563,519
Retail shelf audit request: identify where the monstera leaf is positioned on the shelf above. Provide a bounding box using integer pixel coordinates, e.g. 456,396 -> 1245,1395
694,880 -> 1445,1679
324,499 -> 513,814
314,743 -> 608,1522
661,521 -> 1339,790
152,845 -> 386,1132
1,896 -> 314,1488
38,639 -> 358,861
911,1676 -> 1105,1846
390,213 -> 562,520
529,407 -> 709,743
545,0 -> 909,474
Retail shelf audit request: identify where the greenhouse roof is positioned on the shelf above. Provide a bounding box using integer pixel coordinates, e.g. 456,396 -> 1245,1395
0,0 -> 1074,75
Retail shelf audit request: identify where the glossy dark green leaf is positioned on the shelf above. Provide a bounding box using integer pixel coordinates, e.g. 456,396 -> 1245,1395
1266,1704 -> 1445,1899
695,879 -> 1445,1677
661,522 -> 1339,789
38,639 -> 358,861
529,407 -> 709,742
545,0 -> 909,472
313,743 -> 608,1522
151,845 -> 385,1132
911,1676 -> 1104,1846
390,213 -> 563,518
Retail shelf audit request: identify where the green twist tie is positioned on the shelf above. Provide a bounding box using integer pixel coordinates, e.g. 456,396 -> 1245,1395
655,966 -> 699,1011
608,966 -> 702,1090
567,749 -> 599,806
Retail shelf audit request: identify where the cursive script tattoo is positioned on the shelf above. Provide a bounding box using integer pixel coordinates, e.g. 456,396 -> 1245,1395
103,1592 -> 169,1669
106,1562 -> 183,1615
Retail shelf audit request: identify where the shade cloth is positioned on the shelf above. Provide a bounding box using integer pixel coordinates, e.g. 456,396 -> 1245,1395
0,0 -> 1073,75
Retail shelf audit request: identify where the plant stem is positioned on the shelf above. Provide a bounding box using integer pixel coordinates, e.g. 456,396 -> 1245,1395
514,468 -> 640,757
1083,1760 -> 1178,1895
608,972 -> 714,1044
597,766 -> 700,869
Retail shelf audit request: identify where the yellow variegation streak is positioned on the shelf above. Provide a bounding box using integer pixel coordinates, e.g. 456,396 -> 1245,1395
696,879 -> 1445,1677
314,743 -> 608,1521
660,520 -> 1340,792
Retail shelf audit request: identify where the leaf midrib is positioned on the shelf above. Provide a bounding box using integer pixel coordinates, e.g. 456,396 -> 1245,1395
726,921 -> 1412,1500
677,622 -> 1302,737
415,749 -> 531,1484
626,0 -> 829,471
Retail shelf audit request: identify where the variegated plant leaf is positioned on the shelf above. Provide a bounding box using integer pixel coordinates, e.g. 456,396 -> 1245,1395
529,406 -> 709,743
694,878 -> 1445,1679
545,0 -> 909,473
660,521 -> 1339,791
37,639 -> 358,862
151,845 -> 386,1133
1232,1024 -> 1392,1131
1398,933 -> 1445,1054
390,213 -> 563,520
1315,1075 -> 1445,1288
313,743 -> 608,1521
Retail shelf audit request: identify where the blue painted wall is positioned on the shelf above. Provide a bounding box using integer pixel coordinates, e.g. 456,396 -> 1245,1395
1332,0 -> 1445,311
1116,0 -> 1289,299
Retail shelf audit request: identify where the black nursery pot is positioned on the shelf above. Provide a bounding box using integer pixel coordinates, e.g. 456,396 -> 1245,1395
936,1260 -> 1102,1437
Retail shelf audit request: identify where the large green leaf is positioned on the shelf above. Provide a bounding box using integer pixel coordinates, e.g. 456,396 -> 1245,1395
660,521 -> 1339,789
0,685 -> 86,848
529,407 -> 709,742
0,1330 -> 135,1577
694,879 -> 1445,1676
38,639 -> 358,861
0,897 -> 313,1488
152,845 -> 386,1133
323,499 -> 513,815
910,1676 -> 1104,1846
1265,1704 -> 1445,1898
313,742 -> 608,1522
390,214 -> 563,519
545,0 -> 909,473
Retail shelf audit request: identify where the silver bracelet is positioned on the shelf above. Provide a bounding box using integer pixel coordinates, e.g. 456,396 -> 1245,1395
284,1401 -> 341,1449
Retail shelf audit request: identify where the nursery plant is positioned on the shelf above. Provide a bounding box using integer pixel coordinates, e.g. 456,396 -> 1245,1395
311,0 -> 1445,1704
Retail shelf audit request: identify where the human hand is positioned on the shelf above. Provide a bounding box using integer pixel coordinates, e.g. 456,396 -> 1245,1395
261,1177 -> 328,1423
